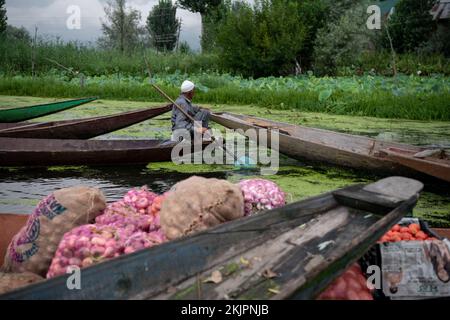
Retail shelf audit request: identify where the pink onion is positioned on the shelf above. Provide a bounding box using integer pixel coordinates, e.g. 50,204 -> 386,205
123,186 -> 157,213
237,179 -> 286,216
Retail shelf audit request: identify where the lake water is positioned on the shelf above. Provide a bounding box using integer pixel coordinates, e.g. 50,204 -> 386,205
0,97 -> 449,226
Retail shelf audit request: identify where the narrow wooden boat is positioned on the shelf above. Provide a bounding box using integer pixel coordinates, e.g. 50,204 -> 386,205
0,177 -> 424,299
211,112 -> 450,183
0,138 -> 210,167
0,214 -> 28,266
0,123 -> 22,130
0,98 -> 97,123
0,105 -> 171,139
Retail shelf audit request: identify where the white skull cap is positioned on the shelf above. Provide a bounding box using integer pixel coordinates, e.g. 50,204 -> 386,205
181,80 -> 195,93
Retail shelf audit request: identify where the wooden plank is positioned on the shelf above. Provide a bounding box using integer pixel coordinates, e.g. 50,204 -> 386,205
333,177 -> 423,214
333,187 -> 401,214
414,149 -> 446,159
432,228 -> 450,239
379,149 -> 450,183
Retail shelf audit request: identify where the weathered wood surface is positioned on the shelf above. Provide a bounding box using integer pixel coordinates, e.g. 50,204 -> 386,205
211,112 -> 449,183
333,176 -> 424,214
432,229 -> 450,239
0,177 -> 422,300
0,105 -> 171,139
0,138 -> 210,167
379,148 -> 450,183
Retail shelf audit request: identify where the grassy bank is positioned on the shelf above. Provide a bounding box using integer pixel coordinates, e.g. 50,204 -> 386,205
1,74 -> 449,121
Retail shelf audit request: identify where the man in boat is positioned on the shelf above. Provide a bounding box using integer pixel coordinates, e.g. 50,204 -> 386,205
172,80 -> 211,141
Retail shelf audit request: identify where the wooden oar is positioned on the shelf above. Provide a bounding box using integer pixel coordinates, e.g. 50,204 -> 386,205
151,84 -> 244,166
143,59 -> 245,166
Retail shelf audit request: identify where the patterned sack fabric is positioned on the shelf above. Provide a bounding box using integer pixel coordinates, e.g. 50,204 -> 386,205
2,187 -> 106,277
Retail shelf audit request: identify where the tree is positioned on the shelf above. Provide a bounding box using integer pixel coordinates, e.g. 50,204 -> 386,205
0,0 -> 7,34
177,0 -> 221,51
177,0 -> 221,15
323,0 -> 362,22
178,41 -> 192,54
313,0 -> 375,75
98,0 -> 144,52
296,0 -> 329,70
146,0 -> 181,52
4,25 -> 31,42
383,0 -> 437,53
216,0 -> 307,77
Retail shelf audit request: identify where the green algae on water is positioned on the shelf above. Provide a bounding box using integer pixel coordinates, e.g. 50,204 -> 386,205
47,166 -> 89,172
147,162 -> 235,174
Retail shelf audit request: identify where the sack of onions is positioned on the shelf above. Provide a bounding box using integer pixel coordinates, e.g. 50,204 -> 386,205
3,187 -> 106,277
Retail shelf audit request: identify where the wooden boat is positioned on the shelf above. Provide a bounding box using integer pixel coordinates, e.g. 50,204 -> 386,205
0,98 -> 97,123
0,123 -> 22,131
0,214 -> 28,266
0,138 -> 210,167
0,105 -> 171,139
211,112 -> 450,183
0,177 -> 424,299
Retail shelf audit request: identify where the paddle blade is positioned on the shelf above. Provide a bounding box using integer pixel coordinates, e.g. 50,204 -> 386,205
236,156 -> 257,168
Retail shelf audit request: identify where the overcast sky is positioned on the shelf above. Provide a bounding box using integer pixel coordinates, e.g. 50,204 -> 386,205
5,0 -> 203,50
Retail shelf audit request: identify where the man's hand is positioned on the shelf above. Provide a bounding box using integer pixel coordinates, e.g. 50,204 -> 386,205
197,127 -> 209,134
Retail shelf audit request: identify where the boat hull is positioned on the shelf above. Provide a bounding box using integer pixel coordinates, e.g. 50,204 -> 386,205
211,113 -> 449,182
0,177 -> 425,300
0,138 -> 210,167
0,98 -> 97,123
0,105 -> 171,139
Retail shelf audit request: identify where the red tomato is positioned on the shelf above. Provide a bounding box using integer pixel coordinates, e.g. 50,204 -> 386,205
408,223 -> 420,235
392,224 -> 401,232
416,231 -> 428,240
400,232 -> 412,240
400,227 -> 410,233
392,235 -> 402,242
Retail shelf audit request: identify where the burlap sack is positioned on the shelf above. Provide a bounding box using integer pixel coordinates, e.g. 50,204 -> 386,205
160,177 -> 244,240
2,186 -> 106,277
0,272 -> 43,295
